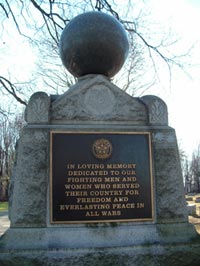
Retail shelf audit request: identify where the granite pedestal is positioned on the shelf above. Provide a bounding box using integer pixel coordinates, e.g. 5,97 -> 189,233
0,75 -> 200,265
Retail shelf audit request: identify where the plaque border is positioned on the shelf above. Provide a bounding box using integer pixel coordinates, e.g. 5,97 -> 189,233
50,131 -> 154,224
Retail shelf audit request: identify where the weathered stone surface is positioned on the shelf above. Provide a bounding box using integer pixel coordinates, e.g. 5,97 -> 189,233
1,73 -> 200,265
152,129 -> 188,222
60,12 -> 129,78
195,197 -> 200,203
1,241 -> 200,266
0,223 -> 197,250
187,204 -> 196,216
51,75 -> 147,124
9,128 -> 48,227
25,92 -> 50,124
141,95 -> 168,125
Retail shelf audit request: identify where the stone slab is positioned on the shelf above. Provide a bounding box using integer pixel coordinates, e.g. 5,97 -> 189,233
0,223 -> 197,250
0,212 -> 10,237
1,241 -> 200,266
50,75 -> 148,124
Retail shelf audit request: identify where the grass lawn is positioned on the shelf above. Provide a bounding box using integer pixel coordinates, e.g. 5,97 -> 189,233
0,202 -> 8,212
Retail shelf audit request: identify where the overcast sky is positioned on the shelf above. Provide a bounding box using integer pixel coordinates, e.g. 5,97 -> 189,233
144,0 -> 200,158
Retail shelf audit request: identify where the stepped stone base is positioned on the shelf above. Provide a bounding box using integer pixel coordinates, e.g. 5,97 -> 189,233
0,223 -> 200,266
0,223 -> 198,249
1,241 -> 200,266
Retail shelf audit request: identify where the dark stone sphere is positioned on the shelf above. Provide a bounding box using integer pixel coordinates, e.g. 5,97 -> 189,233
59,12 -> 129,78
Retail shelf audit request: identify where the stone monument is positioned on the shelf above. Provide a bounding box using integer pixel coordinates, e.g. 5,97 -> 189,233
0,11 -> 200,266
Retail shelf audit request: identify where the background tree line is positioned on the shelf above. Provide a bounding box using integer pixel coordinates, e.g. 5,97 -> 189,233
0,113 -> 24,200
182,146 -> 200,194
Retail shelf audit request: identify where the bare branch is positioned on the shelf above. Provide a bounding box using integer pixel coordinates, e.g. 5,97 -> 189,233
5,0 -> 22,35
0,77 -> 27,106
0,0 -> 192,108
30,0 -> 66,29
0,3 -> 9,17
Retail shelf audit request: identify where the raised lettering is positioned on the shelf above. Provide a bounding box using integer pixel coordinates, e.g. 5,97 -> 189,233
101,210 -> 121,216
86,211 -> 100,217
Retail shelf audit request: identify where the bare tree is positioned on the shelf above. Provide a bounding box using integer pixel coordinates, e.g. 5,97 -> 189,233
183,157 -> 192,194
190,146 -> 200,193
0,113 -> 25,200
181,144 -> 200,194
0,0 -> 191,107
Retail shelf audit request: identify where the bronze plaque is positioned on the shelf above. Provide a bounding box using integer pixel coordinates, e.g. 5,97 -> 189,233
50,131 -> 154,223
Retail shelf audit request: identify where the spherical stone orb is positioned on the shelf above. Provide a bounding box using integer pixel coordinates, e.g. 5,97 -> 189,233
59,12 -> 129,78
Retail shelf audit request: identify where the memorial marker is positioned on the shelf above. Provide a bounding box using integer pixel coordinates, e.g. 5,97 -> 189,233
1,11 -> 200,266
50,131 -> 154,223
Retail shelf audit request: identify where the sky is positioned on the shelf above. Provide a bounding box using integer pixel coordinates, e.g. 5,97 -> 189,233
1,0 -> 200,159
143,0 -> 200,158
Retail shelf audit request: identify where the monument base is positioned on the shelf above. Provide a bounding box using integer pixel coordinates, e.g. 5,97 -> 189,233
1,241 -> 200,266
1,223 -> 200,265
2,75 -> 200,265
